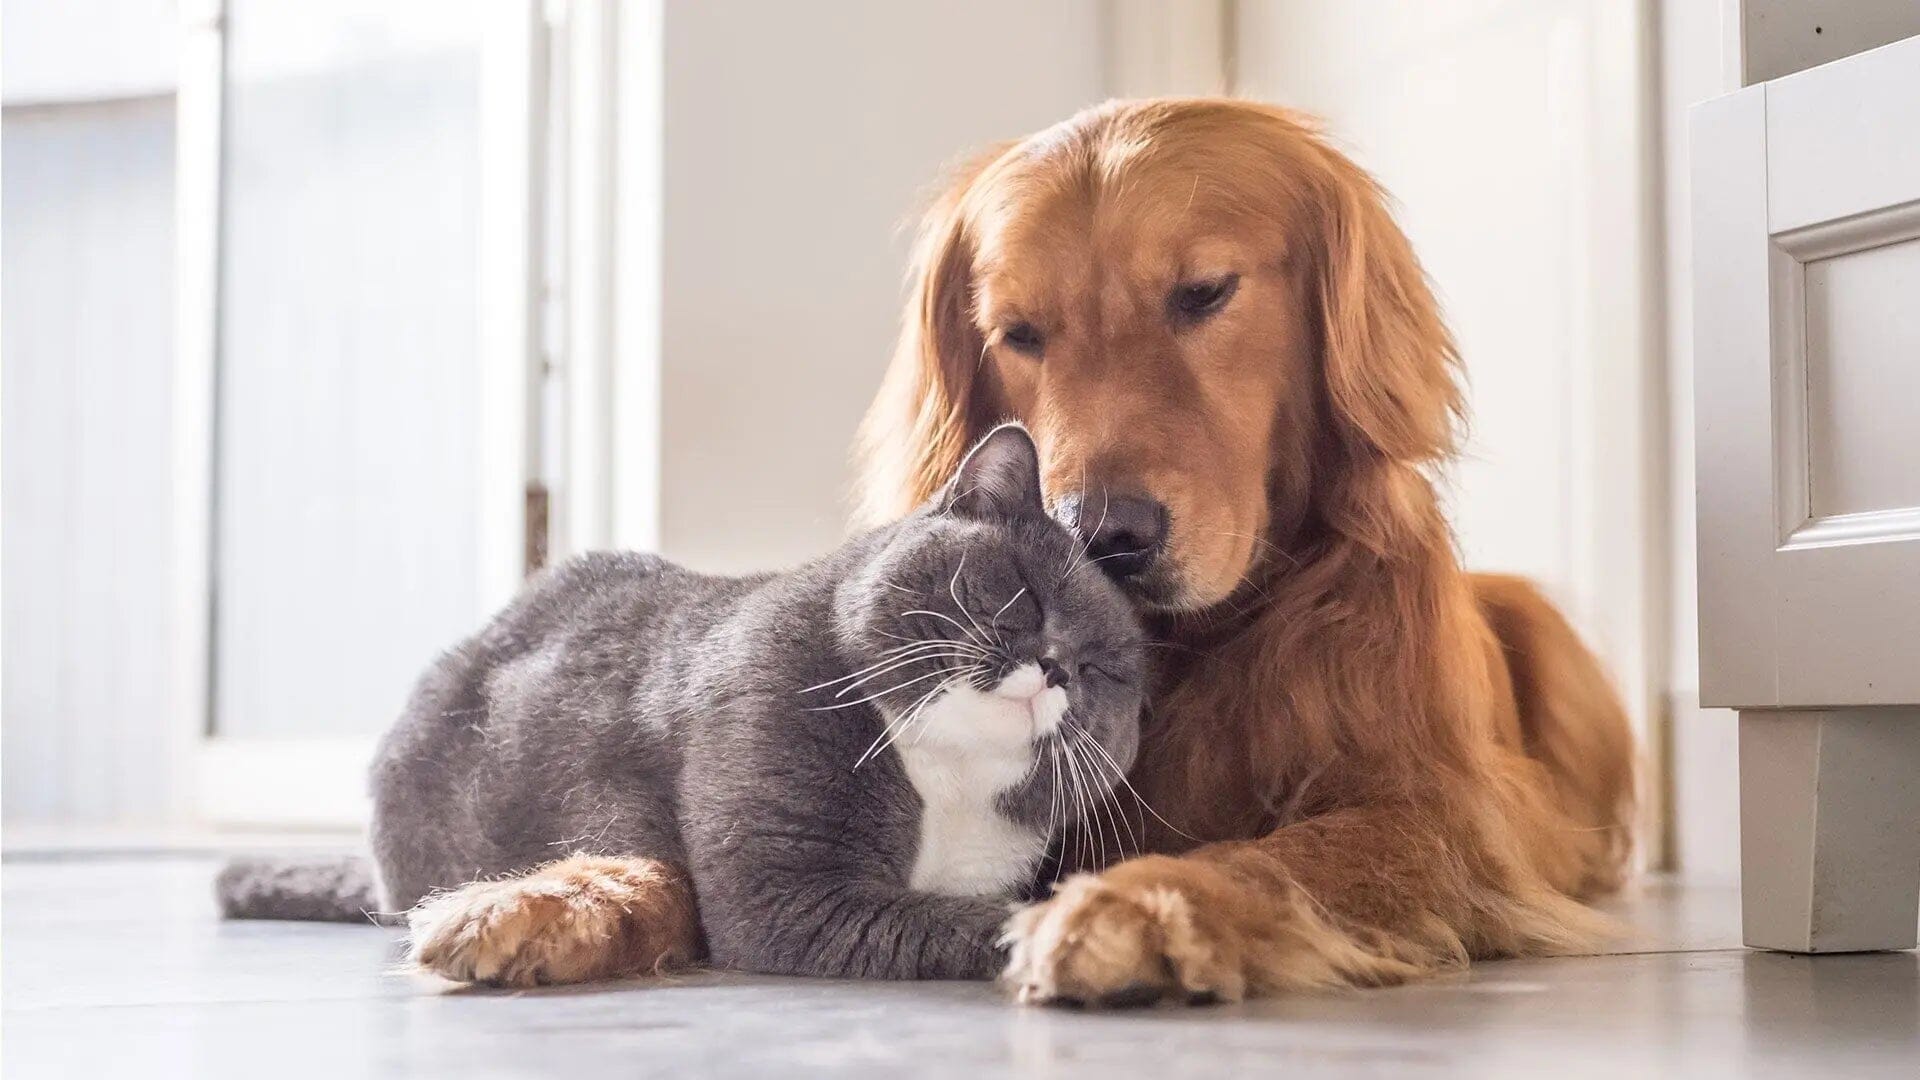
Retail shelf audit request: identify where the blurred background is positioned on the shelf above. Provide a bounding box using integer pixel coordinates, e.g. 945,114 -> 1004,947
0,0 -> 1789,882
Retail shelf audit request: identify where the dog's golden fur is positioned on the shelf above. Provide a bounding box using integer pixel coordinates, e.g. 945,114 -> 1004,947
858,99 -> 1636,1003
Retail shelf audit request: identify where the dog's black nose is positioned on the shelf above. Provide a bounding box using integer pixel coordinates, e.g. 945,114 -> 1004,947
1058,492 -> 1168,580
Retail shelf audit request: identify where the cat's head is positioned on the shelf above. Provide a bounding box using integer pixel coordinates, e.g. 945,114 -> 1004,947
831,424 -> 1147,820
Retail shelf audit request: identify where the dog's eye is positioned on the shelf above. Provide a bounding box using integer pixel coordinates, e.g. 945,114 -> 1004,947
999,322 -> 1044,355
1170,274 -> 1239,320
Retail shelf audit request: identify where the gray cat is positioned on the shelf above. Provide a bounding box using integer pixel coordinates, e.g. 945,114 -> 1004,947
219,424 -> 1146,983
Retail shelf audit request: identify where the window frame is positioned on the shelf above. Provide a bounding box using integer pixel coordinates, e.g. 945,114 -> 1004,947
171,0 -> 554,828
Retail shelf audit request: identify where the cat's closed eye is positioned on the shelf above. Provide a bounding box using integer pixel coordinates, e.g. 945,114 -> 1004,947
1078,659 -> 1135,687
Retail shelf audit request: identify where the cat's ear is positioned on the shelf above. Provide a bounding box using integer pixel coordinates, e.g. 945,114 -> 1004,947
940,423 -> 1045,520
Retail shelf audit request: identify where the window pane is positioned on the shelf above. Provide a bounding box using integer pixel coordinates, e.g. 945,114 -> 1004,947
2,98 -> 176,819
215,2 -> 483,738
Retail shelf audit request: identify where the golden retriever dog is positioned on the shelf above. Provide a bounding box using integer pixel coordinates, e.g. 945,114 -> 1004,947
857,98 -> 1637,1004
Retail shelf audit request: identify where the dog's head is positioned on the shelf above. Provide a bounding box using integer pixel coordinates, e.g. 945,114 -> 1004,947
859,99 -> 1462,613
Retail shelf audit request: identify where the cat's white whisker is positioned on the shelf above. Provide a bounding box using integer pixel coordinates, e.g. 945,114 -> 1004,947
1069,732 -> 1124,863
1067,717 -> 1199,843
883,635 -> 990,659
1061,486 -> 1111,581
1071,731 -> 1127,867
906,664 -> 990,748
1063,548 -> 1147,580
857,666 -> 981,768
1066,721 -> 1141,858
1058,461 -> 1091,579
899,609 -> 996,651
797,641 -> 978,695
948,552 -> 996,650
804,665 -> 961,712
827,649 -> 982,698
1048,739 -> 1068,888
1057,728 -> 1099,871
854,674 -> 955,768
989,586 -> 1029,625
870,626 -> 990,657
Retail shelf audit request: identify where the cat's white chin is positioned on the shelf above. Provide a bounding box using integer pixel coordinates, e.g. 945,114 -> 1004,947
898,665 -> 1060,897
989,663 -> 1069,740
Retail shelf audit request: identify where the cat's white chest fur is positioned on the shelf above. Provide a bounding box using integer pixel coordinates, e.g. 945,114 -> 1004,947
895,664 -> 1064,897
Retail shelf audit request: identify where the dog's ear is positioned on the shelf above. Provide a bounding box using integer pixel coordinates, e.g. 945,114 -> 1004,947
1315,156 -> 1464,464
853,144 -> 1012,527
941,424 -> 1044,520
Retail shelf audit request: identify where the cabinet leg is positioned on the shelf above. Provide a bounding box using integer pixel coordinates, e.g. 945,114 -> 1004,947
1740,709 -> 1920,952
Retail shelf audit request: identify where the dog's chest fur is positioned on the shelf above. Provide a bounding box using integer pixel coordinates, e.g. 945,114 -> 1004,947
895,682 -> 1052,897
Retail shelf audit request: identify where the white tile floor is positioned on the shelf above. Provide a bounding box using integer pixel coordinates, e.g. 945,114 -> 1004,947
3,854 -> 1916,1078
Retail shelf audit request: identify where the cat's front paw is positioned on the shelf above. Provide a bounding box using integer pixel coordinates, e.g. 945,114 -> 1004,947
406,855 -> 700,988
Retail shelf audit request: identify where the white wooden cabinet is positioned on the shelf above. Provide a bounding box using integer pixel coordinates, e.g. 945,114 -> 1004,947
1693,35 -> 1920,953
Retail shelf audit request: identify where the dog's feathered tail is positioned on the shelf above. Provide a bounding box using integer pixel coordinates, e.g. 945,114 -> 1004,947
215,855 -> 391,924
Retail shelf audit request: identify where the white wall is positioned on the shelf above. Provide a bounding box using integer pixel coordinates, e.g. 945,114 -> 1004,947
656,0 -> 1110,574
1239,0 -> 1581,585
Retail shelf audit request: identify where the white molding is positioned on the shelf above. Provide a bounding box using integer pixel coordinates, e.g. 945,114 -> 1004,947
610,0 -> 664,554
544,0 -> 663,561
1766,240 -> 1811,546
1,0 -> 178,106
1784,507 -> 1920,552
1774,197 -> 1920,262
1585,0 -> 1669,866
1569,0 -> 1667,753
1767,198 -> 1920,546
196,738 -> 376,829
170,0 -> 225,822
478,1 -> 549,602
557,0 -> 618,558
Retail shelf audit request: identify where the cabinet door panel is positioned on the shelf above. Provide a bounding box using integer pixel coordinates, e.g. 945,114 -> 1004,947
1694,35 -> 1920,709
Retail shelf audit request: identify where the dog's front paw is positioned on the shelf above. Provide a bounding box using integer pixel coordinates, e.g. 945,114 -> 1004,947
406,855 -> 698,988
1002,859 -> 1245,1007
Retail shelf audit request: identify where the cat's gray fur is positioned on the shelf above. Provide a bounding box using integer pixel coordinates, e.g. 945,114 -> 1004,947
219,425 -> 1144,981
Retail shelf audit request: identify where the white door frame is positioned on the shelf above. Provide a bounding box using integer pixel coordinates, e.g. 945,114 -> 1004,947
170,0 -> 549,828
557,0 -> 663,558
